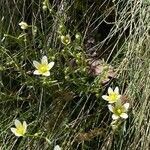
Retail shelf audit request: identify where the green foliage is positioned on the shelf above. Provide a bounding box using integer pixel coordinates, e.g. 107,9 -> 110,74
0,0 -> 150,149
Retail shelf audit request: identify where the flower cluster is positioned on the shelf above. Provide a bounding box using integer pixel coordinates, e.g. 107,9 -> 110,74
102,87 -> 129,120
10,120 -> 61,149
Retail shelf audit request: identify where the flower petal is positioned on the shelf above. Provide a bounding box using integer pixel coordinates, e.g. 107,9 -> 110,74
48,62 -> 54,70
117,95 -> 121,99
41,56 -> 48,64
11,128 -> 22,137
123,103 -> 129,111
23,121 -> 27,133
112,114 -> 119,120
108,105 -> 114,112
102,95 -> 109,101
114,87 -> 119,94
33,70 -> 41,75
33,61 -> 40,69
54,145 -> 61,150
42,71 -> 50,76
120,113 -> 128,119
108,87 -> 113,95
61,35 -> 65,39
14,119 -> 22,128
19,22 -> 28,30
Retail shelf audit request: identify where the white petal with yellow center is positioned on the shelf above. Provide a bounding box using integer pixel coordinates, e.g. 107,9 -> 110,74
11,128 -> 22,137
108,98 -> 117,103
11,120 -> 27,137
33,56 -> 54,76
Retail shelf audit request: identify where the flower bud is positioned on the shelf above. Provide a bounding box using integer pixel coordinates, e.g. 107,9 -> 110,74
60,34 -> 71,45
19,21 -> 29,30
42,5 -> 47,10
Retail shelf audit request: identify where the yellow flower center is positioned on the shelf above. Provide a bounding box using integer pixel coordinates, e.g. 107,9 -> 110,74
109,93 -> 118,102
117,109 -> 122,114
16,125 -> 25,135
61,36 -> 70,45
38,64 -> 49,73
65,39 -> 69,43
114,106 -> 125,116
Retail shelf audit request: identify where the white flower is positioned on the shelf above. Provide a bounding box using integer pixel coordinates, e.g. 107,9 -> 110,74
54,145 -> 61,150
108,103 -> 129,120
11,119 -> 27,137
19,21 -> 29,30
33,56 -> 54,76
102,87 -> 121,103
